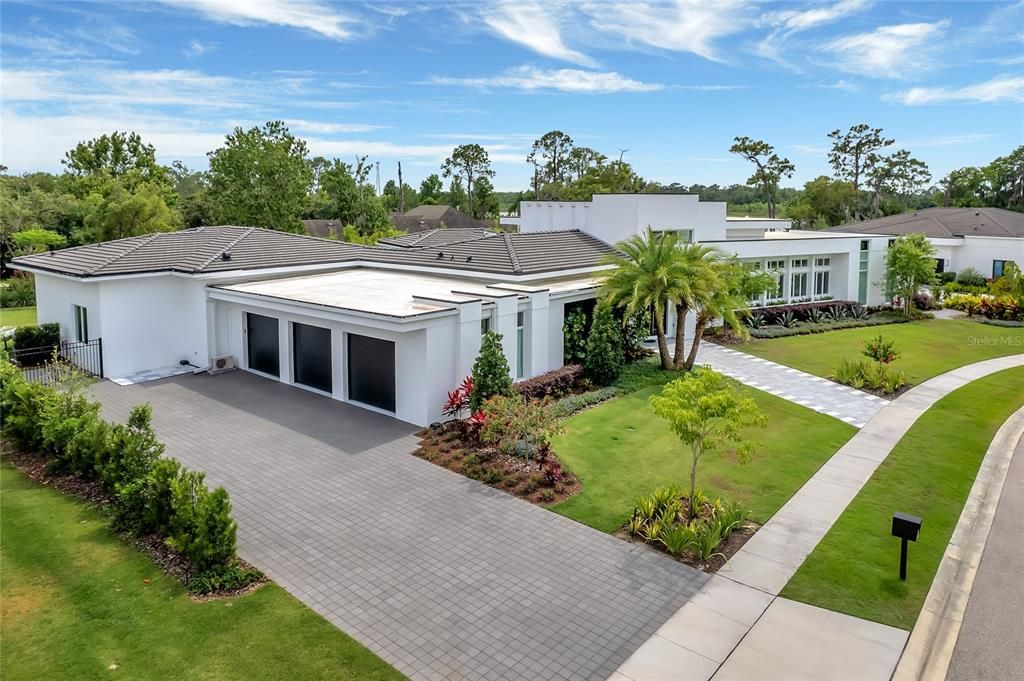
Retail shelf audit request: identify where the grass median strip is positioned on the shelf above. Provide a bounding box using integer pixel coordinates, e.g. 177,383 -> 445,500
738,319 -> 1024,385
551,385 -> 856,533
781,365 -> 1024,630
0,463 -> 405,681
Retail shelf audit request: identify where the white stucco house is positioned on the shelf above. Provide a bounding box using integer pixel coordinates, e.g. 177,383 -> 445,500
13,196 -> 1022,426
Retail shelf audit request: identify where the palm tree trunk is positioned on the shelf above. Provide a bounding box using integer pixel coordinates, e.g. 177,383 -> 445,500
683,316 -> 708,370
672,303 -> 688,369
654,305 -> 673,369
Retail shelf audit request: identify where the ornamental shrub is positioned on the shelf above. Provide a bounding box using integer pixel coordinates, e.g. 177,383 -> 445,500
562,308 -> 588,364
11,323 -> 60,365
514,364 -> 582,399
585,303 -> 624,386
168,469 -> 237,572
469,331 -> 514,410
956,267 -> 987,287
98,404 -> 165,494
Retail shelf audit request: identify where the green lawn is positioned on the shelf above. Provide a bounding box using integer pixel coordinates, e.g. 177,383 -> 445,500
738,319 -> 1024,385
0,464 -> 404,681
551,385 -> 857,533
782,366 -> 1024,630
0,306 -> 37,328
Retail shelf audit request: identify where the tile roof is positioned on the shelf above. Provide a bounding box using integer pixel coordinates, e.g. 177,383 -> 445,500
13,226 -> 617,278
829,207 -> 1024,239
377,227 -> 500,248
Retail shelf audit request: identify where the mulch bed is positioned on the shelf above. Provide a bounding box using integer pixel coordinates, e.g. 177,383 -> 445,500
614,521 -> 760,574
2,446 -> 266,600
413,424 -> 580,506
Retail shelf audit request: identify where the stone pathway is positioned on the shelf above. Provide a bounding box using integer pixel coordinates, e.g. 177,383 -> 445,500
90,371 -> 709,681
646,340 -> 887,428
613,353 -> 1024,681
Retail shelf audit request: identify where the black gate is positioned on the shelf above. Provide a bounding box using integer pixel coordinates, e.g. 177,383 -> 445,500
7,338 -> 104,383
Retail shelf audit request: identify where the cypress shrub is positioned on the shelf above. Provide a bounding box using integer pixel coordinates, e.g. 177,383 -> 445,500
585,303 -> 625,386
470,331 -> 514,410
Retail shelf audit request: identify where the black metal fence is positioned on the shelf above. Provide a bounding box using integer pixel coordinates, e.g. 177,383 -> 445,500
7,338 -> 104,383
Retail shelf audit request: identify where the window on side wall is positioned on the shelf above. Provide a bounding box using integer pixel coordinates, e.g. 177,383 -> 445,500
73,304 -> 88,342
993,260 -> 1013,278
516,311 -> 525,379
814,270 -> 830,296
480,316 -> 491,335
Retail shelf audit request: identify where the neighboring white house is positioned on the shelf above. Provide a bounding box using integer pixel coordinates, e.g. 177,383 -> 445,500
15,198 -> 1022,426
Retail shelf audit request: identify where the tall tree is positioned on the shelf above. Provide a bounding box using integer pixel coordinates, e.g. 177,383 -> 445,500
565,146 -> 605,182
884,233 -> 937,315
441,144 -> 493,216
445,177 -> 468,213
728,136 -> 795,218
788,176 -> 859,229
527,130 -> 575,190
419,173 -> 443,204
471,176 -> 499,220
82,182 -> 180,241
865,149 -> 931,216
207,121 -> 312,233
600,228 -> 697,370
62,131 -> 169,188
827,124 -> 894,193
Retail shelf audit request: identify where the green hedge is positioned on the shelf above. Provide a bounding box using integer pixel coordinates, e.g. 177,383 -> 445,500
750,315 -> 909,339
0,357 -> 245,585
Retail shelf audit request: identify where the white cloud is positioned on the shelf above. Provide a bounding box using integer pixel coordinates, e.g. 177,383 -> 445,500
583,0 -> 753,62
483,2 -> 594,66
286,119 -> 389,134
184,39 -> 216,58
766,0 -> 871,33
430,66 -> 662,94
885,75 -> 1024,105
823,20 -> 949,79
902,133 -> 999,146
158,0 -> 360,40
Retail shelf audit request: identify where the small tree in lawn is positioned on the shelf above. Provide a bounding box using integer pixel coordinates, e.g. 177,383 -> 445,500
649,368 -> 767,514
469,331 -> 514,410
884,233 -> 937,315
585,303 -> 624,386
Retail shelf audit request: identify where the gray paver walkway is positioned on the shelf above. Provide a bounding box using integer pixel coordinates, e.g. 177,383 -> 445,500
647,339 -> 887,427
614,353 -> 1024,681
91,371 -> 707,681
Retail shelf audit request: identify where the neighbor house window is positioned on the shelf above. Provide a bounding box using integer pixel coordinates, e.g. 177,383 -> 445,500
73,304 -> 88,342
993,260 -> 1014,278
516,311 -> 525,379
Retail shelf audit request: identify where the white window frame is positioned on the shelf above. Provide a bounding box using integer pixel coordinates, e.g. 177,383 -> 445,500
516,311 -> 525,379
73,304 -> 88,342
814,270 -> 831,297
790,271 -> 808,299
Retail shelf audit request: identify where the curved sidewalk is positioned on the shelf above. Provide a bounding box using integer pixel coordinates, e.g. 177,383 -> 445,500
613,353 -> 1024,681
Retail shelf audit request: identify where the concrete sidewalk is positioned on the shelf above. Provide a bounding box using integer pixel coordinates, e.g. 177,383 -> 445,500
613,353 -> 1024,681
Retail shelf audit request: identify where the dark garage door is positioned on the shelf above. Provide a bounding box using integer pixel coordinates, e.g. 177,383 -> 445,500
293,322 -> 332,393
246,313 -> 280,377
348,334 -> 395,412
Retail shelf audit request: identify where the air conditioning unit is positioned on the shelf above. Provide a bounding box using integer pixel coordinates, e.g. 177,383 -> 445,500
209,355 -> 236,374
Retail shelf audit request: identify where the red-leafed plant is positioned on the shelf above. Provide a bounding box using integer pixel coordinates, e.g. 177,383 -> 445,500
442,376 -> 474,419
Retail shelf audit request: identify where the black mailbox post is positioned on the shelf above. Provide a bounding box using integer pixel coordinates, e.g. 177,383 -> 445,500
892,512 -> 922,580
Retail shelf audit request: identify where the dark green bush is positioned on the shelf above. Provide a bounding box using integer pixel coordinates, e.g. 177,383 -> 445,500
562,308 -> 588,364
189,564 -> 263,595
98,404 -> 165,493
168,470 -> 237,572
585,303 -> 624,386
0,277 -> 36,308
749,315 -> 908,338
956,267 -> 987,287
12,322 -> 60,356
469,331 -> 514,410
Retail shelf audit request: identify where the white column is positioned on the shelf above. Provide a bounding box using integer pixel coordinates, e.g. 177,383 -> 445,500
204,296 -> 217,366
455,301 -> 483,382
548,301 -> 565,371
493,295 -> 518,379
278,318 -> 292,383
525,290 -> 549,377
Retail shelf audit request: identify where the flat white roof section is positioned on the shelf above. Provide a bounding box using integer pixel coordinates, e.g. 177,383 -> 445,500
218,267 -> 603,319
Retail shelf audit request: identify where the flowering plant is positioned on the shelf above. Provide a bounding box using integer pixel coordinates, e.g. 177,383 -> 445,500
442,376 -> 474,419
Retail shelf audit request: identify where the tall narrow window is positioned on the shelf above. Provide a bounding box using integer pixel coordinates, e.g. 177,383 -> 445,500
73,304 -> 88,342
480,316 -> 491,335
858,240 -> 870,304
814,270 -> 830,296
516,311 -> 525,379
790,272 -> 808,298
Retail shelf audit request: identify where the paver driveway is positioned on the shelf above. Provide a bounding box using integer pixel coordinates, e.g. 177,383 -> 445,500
93,371 -> 707,681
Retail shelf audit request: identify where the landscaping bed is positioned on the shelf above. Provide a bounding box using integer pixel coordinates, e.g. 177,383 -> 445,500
414,422 -> 580,505
2,445 -> 266,599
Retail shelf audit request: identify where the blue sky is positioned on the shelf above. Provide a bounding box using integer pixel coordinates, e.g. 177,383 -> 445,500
2,0 -> 1022,191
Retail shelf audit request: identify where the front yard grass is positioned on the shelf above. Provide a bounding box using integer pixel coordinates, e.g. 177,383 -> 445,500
0,305 -> 37,328
737,319 -> 1024,385
551,385 -> 857,533
781,366 -> 1024,630
0,464 -> 405,681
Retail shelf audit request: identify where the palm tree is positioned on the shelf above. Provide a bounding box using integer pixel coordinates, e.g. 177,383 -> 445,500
600,228 -> 681,369
681,260 -> 776,370
600,230 -> 721,370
